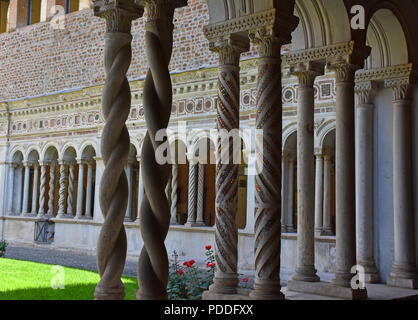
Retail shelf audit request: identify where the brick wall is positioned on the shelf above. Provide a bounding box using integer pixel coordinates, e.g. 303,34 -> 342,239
0,0 -> 258,102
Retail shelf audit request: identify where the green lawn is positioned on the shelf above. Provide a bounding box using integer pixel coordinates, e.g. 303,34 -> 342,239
0,258 -> 138,300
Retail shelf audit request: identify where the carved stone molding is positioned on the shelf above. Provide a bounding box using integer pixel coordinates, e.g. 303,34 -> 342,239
285,41 -> 370,69
355,81 -> 380,105
356,64 -> 414,82
327,58 -> 360,83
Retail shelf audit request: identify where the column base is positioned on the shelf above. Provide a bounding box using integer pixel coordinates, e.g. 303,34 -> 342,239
321,228 -> 334,236
202,288 -> 251,300
287,280 -> 367,300
23,212 -> 36,217
358,261 -> 380,283
209,274 -> 238,295
94,284 -> 125,300
285,226 -> 296,233
136,290 -> 168,300
249,279 -> 284,300
387,266 -> 418,289
292,267 -> 320,282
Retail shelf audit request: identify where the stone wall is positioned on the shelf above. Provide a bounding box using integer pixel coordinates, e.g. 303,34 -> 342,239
0,0 -> 260,102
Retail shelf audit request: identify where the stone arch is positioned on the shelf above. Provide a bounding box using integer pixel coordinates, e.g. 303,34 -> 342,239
291,0 -> 351,51
78,140 -> 98,159
9,147 -> 24,163
316,119 -> 336,150
24,146 -> 41,162
365,8 -> 409,69
41,143 -> 59,161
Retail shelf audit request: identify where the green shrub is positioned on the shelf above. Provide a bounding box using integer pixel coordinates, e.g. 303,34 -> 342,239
167,245 -> 215,300
0,240 -> 8,257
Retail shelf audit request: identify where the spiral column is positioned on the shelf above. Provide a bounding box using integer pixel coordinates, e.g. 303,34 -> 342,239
195,163 -> 205,225
185,161 -> 197,226
93,0 -> 143,300
37,161 -> 47,217
249,29 -> 284,300
57,161 -> 68,218
47,161 -> 57,216
137,0 -> 187,300
66,162 -> 75,217
170,164 -> 179,225
204,35 -> 249,295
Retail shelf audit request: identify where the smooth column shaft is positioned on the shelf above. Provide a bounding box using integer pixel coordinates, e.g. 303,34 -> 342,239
314,155 -> 324,236
356,104 -> 379,282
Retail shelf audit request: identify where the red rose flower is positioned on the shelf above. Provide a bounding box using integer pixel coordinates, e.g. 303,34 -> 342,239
208,262 -> 215,267
243,278 -> 249,283
178,270 -> 183,275
183,261 -> 188,266
205,245 -> 212,250
189,260 -> 195,265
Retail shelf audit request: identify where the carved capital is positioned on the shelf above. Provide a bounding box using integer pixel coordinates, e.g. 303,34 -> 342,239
141,0 -> 187,24
385,78 -> 413,101
249,27 -> 281,58
93,0 -> 144,33
209,34 -> 249,66
289,61 -> 324,87
355,81 -> 380,105
327,59 -> 360,84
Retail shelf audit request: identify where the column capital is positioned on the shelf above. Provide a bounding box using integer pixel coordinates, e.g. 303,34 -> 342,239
94,0 -> 144,33
355,80 -> 380,105
327,59 -> 361,83
289,61 -> 324,87
141,0 -> 187,23
38,160 -> 49,167
385,77 -> 415,102
76,158 -> 84,165
248,27 -> 281,59
208,34 -> 250,66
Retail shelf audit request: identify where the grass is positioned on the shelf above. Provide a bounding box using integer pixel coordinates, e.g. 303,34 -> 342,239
0,258 -> 138,300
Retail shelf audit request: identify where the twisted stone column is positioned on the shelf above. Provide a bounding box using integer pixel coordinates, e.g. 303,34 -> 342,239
137,0 -> 187,300
57,161 -> 68,218
249,29 -> 284,300
355,81 -> 379,283
47,161 -> 57,216
66,162 -> 75,217
329,60 -> 359,288
22,161 -> 31,215
185,162 -> 197,226
290,61 -> 323,283
195,163 -> 205,226
281,153 -> 289,233
386,79 -> 418,289
206,36 -> 248,295
38,162 -> 47,216
31,163 -> 39,215
170,164 -> 179,225
314,154 -> 324,236
93,0 -> 143,300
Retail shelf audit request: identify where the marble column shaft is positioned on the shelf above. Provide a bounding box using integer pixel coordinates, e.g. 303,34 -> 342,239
31,164 -> 39,215
356,82 -> 379,283
76,160 -> 85,218
186,162 -> 197,226
22,161 -> 31,215
322,155 -> 333,236
330,62 -> 358,288
314,155 -> 324,236
291,61 -> 323,282
85,161 -> 94,219
387,81 -> 418,289
195,163 -> 205,225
